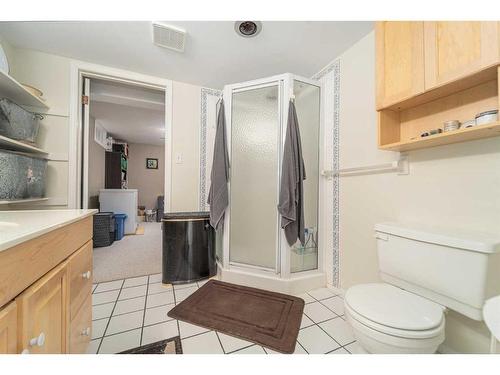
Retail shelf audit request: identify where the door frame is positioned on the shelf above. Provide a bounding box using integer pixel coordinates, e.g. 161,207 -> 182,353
68,61 -> 173,210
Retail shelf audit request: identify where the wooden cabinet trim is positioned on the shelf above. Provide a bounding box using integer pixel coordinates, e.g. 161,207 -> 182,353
0,301 -> 17,354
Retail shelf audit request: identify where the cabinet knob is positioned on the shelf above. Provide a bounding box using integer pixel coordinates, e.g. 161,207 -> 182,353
82,270 -> 91,279
81,327 -> 91,336
29,332 -> 45,347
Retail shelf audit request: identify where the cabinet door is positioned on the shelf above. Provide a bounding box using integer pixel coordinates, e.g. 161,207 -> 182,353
0,301 -> 17,354
424,21 -> 500,89
69,295 -> 91,354
16,262 -> 68,354
68,241 -> 92,320
376,21 -> 425,109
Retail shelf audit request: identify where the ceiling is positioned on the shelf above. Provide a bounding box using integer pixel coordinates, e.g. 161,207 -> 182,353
0,21 -> 373,88
90,79 -> 165,146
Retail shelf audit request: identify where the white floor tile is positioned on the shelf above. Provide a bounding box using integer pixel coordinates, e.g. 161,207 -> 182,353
141,320 -> 179,346
99,329 -> 141,354
148,282 -> 173,295
144,304 -> 175,326
93,280 -> 123,293
308,288 -> 336,301
319,317 -> 355,346
92,302 -> 114,320
231,345 -> 266,354
85,339 -> 100,354
174,286 -> 198,302
329,347 -> 350,354
218,332 -> 254,353
173,282 -> 198,290
149,273 -> 162,283
92,318 -> 109,339
113,296 -> 146,316
344,341 -> 366,354
320,296 -> 345,316
118,284 -> 147,300
197,278 -> 213,287
296,293 -> 315,304
297,325 -> 340,354
92,290 -> 120,306
123,276 -> 148,288
105,310 -> 144,336
304,302 -> 337,323
178,320 -> 209,338
264,342 -> 307,354
300,314 -> 315,329
146,291 -> 175,308
181,331 -> 224,354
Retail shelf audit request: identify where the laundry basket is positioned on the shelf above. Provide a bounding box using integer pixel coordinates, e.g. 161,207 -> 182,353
93,212 -> 115,247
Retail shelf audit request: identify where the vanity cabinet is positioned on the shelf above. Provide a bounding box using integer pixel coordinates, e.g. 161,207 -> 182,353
0,213 -> 94,354
0,302 -> 17,354
16,263 -> 69,354
375,21 -> 425,110
424,21 -> 500,90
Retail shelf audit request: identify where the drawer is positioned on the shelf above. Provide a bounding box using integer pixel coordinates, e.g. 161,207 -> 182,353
68,241 -> 93,320
69,295 -> 91,354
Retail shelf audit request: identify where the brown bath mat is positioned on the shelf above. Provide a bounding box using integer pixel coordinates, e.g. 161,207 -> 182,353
119,336 -> 182,354
168,280 -> 304,353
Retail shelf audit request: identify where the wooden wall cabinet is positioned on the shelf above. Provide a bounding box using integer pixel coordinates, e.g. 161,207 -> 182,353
376,21 -> 500,151
376,21 -> 425,110
424,22 -> 500,90
0,302 -> 17,354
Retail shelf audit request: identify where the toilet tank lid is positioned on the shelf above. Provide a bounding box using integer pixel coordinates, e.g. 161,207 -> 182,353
375,222 -> 500,254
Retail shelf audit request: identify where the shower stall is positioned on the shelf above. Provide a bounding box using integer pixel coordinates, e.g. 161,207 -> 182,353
217,73 -> 326,294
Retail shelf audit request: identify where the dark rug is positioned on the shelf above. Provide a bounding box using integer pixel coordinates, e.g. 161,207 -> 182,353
119,336 -> 182,354
168,280 -> 304,354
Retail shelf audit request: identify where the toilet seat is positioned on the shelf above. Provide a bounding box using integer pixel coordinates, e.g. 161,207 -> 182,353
344,283 -> 445,339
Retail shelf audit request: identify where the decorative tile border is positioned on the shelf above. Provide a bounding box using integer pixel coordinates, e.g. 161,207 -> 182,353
199,87 -> 222,211
331,59 -> 341,288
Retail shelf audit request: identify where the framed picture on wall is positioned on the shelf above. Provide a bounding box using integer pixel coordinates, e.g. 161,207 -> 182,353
146,158 -> 158,169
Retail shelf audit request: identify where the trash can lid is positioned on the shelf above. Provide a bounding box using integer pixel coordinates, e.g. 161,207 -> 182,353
162,211 -> 210,221
113,213 -> 128,219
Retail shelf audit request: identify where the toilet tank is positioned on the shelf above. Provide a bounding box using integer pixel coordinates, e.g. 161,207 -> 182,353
375,222 -> 500,321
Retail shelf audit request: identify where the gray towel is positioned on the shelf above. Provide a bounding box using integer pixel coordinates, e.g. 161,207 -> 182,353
278,100 -> 306,246
208,99 -> 229,230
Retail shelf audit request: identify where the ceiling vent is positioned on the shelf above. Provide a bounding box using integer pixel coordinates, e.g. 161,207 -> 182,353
152,22 -> 186,52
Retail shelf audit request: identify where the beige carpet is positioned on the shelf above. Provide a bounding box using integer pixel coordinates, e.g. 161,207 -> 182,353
93,222 -> 162,283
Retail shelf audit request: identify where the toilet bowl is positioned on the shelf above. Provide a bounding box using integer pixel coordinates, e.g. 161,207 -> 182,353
344,283 -> 446,354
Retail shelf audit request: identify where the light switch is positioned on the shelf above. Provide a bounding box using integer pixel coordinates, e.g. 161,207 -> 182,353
175,153 -> 183,164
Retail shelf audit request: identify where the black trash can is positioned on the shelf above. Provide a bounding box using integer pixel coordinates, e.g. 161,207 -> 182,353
162,211 -> 216,284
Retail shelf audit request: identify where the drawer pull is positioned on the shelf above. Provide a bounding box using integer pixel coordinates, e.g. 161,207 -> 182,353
29,332 -> 45,347
81,327 -> 91,336
82,270 -> 91,279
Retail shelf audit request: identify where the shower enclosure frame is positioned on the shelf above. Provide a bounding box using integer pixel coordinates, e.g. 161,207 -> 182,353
219,73 -> 326,293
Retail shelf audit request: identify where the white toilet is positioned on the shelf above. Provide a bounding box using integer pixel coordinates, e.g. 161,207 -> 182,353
344,222 -> 500,354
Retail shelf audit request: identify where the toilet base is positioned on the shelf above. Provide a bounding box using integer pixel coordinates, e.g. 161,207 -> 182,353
345,309 -> 445,354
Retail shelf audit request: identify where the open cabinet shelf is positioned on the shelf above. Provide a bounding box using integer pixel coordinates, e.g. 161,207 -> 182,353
0,134 -> 49,156
0,70 -> 49,110
378,67 -> 500,152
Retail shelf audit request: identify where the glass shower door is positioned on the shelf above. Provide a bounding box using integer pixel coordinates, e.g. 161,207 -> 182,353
229,83 -> 281,270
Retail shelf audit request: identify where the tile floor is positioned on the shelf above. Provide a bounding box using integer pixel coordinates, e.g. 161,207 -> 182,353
88,273 -> 362,354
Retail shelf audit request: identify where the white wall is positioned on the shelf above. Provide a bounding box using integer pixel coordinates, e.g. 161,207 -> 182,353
320,31 -> 500,353
87,116 -> 105,209
127,143 -> 165,210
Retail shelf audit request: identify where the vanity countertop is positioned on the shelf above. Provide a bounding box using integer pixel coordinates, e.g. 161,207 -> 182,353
0,209 -> 97,252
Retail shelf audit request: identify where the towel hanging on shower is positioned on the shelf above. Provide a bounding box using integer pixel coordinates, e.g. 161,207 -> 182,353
208,99 -> 230,230
278,100 -> 306,246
